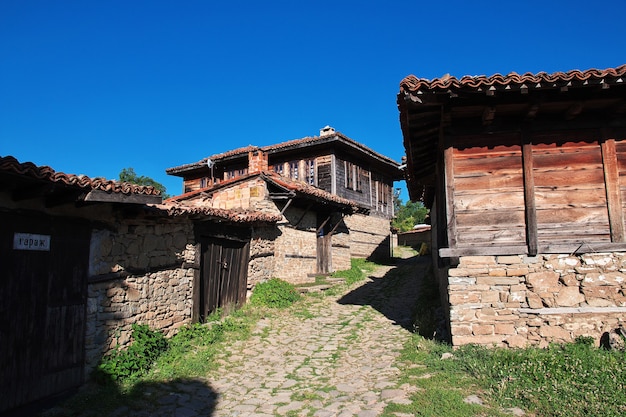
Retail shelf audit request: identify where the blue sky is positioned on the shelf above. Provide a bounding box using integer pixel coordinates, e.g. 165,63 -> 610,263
1,1 -> 624,201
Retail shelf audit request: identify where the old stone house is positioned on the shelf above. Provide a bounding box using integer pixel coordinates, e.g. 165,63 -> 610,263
0,155 -> 279,413
166,126 -> 403,284
398,64 -> 626,347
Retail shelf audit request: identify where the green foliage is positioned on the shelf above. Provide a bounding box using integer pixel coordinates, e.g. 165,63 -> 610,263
392,200 -> 429,232
119,167 -> 169,198
250,278 -> 301,308
96,323 -> 168,382
330,258 -> 377,285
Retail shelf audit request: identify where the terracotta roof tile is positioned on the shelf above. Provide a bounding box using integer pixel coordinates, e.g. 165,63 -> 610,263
165,145 -> 259,174
146,203 -> 281,223
166,130 -> 399,174
0,155 -> 162,196
261,171 -> 358,209
400,64 -> 626,95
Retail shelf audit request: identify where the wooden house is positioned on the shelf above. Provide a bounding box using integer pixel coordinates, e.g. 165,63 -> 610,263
0,156 -> 279,413
398,64 -> 626,347
166,126 -> 403,282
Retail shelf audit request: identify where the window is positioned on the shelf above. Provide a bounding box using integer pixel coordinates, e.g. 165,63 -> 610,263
345,161 -> 354,189
305,159 -> 315,185
289,161 -> 299,180
225,166 -> 247,180
273,163 -> 284,176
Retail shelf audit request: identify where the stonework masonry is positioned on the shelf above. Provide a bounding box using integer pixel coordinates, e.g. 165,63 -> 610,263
273,208 -> 318,284
447,253 -> 626,348
86,219 -> 197,373
344,213 -> 391,261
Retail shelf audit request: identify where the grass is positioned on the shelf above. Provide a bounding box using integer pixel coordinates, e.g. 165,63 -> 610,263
386,334 -> 626,417
330,258 -> 377,285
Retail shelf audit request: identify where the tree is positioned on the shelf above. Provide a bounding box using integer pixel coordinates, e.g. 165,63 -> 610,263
119,167 -> 170,199
392,198 -> 429,232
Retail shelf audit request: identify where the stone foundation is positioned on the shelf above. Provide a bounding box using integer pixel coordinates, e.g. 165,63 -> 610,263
447,253 -> 626,348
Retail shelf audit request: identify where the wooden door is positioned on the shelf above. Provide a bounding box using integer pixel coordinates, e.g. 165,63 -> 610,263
0,212 -> 89,413
199,237 -> 250,320
317,215 -> 332,274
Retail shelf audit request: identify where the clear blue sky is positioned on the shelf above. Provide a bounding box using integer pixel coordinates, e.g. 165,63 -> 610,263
1,1 -> 624,201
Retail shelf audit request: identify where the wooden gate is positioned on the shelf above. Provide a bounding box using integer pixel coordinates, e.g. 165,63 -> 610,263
0,212 -> 89,413
199,237 -> 250,320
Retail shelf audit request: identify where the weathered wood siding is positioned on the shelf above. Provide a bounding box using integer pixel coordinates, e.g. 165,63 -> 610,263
1,213 -> 89,412
532,133 -> 609,244
316,155 -> 333,192
449,132 -> 626,250
452,134 -> 526,248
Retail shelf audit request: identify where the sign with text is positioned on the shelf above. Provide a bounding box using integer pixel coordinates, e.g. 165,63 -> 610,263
13,233 -> 51,251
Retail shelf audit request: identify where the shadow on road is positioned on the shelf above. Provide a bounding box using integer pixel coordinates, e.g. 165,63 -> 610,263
337,255 -> 432,333
33,377 -> 218,417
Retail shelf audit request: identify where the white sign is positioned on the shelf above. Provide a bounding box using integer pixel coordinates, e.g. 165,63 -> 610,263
13,233 -> 51,251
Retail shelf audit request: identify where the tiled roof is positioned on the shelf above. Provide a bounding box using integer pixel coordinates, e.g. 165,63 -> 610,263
0,155 -> 161,196
400,64 -> 626,96
145,203 -> 282,223
167,170 -> 358,211
165,130 -> 399,174
165,173 -> 259,203
261,171 -> 358,209
165,146 -> 259,175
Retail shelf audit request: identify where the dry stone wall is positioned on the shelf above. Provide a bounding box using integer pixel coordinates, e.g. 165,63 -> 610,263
447,253 -> 626,348
86,220 -> 197,373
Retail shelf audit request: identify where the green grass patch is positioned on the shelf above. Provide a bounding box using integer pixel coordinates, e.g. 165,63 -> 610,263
250,278 -> 300,308
329,258 -> 377,285
457,338 -> 626,417
391,334 -> 626,417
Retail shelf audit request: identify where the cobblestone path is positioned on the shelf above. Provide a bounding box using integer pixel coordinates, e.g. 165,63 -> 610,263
203,255 -> 427,417
77,254 -> 427,417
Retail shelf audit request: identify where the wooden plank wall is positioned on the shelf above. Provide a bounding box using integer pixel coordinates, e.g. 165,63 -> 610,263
532,132 -> 610,244
452,134 -> 526,248
449,130 -> 622,252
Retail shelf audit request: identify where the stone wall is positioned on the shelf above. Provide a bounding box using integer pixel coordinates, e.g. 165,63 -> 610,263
344,213 -> 391,261
210,177 -> 267,210
248,225 -> 278,292
447,253 -> 626,348
86,219 -> 197,373
273,207 -> 318,284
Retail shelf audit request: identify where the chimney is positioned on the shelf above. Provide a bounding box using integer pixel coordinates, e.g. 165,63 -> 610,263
319,125 -> 336,137
248,150 -> 268,173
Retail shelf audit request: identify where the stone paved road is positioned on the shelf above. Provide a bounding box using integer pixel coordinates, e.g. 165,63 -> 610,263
98,253 -> 428,417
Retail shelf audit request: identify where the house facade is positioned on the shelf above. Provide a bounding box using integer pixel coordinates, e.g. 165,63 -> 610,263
398,64 -> 626,347
0,156 -> 280,413
166,126 -> 403,283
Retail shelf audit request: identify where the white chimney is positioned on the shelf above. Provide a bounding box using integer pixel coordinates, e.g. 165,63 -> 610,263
320,125 -> 335,137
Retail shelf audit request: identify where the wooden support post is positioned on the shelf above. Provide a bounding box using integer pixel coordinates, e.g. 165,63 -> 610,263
522,130 -> 538,256
601,132 -> 625,242
442,115 -> 457,249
